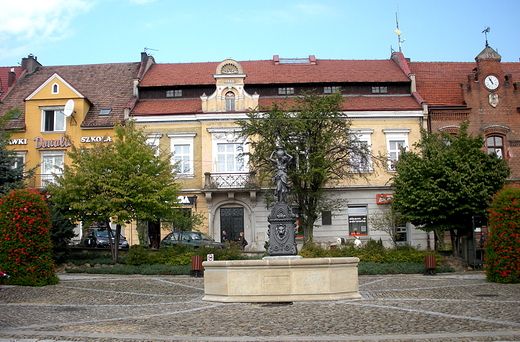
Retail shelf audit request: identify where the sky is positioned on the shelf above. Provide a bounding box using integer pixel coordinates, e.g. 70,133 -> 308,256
0,0 -> 519,67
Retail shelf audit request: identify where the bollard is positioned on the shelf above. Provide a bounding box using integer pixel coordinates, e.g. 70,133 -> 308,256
191,255 -> 203,277
425,254 -> 436,275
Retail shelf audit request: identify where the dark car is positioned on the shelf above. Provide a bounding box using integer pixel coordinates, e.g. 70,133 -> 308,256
161,231 -> 226,249
83,228 -> 129,249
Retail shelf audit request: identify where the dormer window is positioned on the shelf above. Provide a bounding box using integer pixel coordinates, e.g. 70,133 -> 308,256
324,86 -> 340,94
372,86 -> 388,94
166,90 -> 182,97
42,108 -> 66,132
225,91 -> 235,111
52,83 -> 59,94
278,87 -> 294,95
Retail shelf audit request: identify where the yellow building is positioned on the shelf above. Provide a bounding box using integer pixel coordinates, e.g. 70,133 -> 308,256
0,55 -> 144,242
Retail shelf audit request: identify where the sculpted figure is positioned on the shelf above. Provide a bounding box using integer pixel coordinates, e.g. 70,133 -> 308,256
270,147 -> 293,203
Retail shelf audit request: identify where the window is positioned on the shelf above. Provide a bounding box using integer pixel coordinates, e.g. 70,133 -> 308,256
322,211 -> 332,225
42,109 -> 66,132
217,143 -> 244,172
146,133 -> 162,157
225,91 -> 235,111
173,145 -> 191,173
41,151 -> 64,186
12,152 -> 25,170
52,83 -> 59,94
383,129 -> 410,171
348,205 -> 367,236
487,136 -> 504,158
166,90 -> 182,97
278,87 -> 294,95
99,108 -> 111,116
372,86 -> 388,93
396,226 -> 408,242
208,127 -> 248,174
324,86 -> 340,94
168,132 -> 196,177
349,129 -> 373,173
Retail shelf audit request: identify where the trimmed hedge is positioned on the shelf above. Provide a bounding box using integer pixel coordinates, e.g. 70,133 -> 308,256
486,185 -> 520,283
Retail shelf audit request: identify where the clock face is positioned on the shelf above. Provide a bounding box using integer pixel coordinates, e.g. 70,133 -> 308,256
484,75 -> 499,90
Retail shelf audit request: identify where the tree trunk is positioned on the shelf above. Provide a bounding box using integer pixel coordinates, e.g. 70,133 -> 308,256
450,228 -> 460,257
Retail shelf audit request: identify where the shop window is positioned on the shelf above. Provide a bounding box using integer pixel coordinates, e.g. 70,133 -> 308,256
348,205 -> 367,236
487,136 -> 504,158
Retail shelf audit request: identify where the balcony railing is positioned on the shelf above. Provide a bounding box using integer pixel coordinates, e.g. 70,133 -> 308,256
204,171 -> 258,190
26,174 -> 57,189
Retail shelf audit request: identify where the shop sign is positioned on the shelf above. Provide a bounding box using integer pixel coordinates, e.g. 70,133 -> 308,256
177,195 -> 197,205
81,136 -> 113,143
8,138 -> 28,145
376,193 -> 394,204
34,135 -> 71,149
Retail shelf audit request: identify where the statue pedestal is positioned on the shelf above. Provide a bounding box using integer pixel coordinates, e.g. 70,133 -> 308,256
202,257 -> 361,303
267,202 -> 298,256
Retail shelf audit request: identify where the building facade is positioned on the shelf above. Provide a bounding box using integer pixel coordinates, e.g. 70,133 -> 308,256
0,56 -> 145,241
130,54 -> 432,250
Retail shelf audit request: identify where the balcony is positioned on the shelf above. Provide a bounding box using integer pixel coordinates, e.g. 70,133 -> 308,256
26,174 -> 57,189
204,171 -> 258,190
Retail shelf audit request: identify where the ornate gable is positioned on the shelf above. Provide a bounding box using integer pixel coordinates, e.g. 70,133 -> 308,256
201,59 -> 258,113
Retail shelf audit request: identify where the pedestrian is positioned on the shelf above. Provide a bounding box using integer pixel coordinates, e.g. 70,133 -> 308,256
221,230 -> 229,243
238,231 -> 248,250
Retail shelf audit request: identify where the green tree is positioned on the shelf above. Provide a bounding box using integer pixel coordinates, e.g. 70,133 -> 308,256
237,91 -> 372,245
47,121 -> 182,260
486,185 -> 520,283
0,108 -> 35,195
368,204 -> 406,248
391,122 -> 510,256
0,188 -> 59,286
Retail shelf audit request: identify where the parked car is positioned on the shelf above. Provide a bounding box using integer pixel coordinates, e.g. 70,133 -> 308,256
161,231 -> 226,249
83,228 -> 129,249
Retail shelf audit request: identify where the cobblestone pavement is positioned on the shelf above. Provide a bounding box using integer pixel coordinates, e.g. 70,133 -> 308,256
0,272 -> 519,342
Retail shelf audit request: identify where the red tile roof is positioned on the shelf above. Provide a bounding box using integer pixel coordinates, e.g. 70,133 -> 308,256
0,63 -> 140,129
131,95 -> 421,116
409,62 -> 520,106
0,66 -> 23,101
139,59 -> 411,87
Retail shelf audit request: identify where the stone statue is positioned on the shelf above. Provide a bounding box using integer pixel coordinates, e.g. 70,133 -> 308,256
270,147 -> 293,203
267,146 -> 297,256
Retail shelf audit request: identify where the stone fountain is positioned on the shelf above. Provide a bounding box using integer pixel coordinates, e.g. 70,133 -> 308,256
202,147 -> 360,302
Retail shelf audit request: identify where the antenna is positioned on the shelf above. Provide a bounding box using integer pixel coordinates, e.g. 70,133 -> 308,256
482,27 -> 490,47
394,11 -> 405,52
144,47 -> 159,52
64,99 -> 75,117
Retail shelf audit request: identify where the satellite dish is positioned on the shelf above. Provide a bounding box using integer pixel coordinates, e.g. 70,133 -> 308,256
64,99 -> 75,117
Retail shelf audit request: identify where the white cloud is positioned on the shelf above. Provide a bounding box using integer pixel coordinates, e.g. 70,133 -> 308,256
0,0 -> 91,41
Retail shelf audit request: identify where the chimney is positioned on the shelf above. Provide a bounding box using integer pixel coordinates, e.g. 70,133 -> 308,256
8,68 -> 16,87
21,54 -> 42,73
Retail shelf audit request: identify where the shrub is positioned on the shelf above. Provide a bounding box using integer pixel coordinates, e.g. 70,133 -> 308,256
486,185 -> 520,283
0,189 -> 59,286
299,240 -> 443,266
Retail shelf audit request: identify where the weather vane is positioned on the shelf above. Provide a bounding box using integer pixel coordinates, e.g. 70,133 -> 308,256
482,27 -> 490,47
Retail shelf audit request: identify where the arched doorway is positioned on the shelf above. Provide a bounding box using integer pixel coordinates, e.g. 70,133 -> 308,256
220,207 -> 244,242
